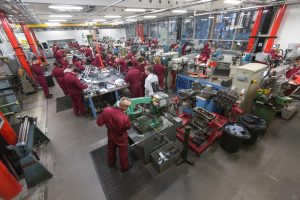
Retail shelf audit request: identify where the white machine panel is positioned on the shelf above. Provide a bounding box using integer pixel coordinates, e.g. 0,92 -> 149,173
233,63 -> 268,92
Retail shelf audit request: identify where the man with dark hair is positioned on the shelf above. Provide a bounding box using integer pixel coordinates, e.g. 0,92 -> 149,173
31,56 -> 53,98
144,65 -> 159,96
97,97 -> 132,172
125,61 -> 143,98
51,62 -> 68,95
64,67 -> 87,116
60,54 -> 69,69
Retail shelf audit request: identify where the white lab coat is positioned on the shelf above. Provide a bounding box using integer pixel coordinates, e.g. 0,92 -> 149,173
145,73 -> 158,96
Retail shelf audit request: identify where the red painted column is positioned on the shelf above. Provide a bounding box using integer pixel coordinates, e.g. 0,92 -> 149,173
0,160 -> 22,200
246,8 -> 264,53
30,30 -> 47,64
20,23 -> 42,64
92,29 -> 104,68
0,11 -> 35,81
264,4 -> 287,52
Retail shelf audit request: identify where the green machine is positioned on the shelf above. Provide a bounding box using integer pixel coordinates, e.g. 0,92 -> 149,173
126,92 -> 169,133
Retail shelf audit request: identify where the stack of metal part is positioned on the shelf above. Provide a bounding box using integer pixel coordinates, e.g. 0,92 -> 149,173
190,107 -> 215,135
80,66 -> 126,97
214,89 -> 239,112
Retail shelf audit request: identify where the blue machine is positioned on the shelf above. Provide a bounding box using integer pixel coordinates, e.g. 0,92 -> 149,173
8,115 -> 52,188
176,74 -> 223,113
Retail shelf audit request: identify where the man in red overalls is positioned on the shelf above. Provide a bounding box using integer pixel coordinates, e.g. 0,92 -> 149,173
85,46 -> 93,59
64,68 -> 87,116
30,56 -> 53,98
97,97 -> 132,172
51,62 -> 68,95
125,61 -> 143,98
60,54 -> 69,69
153,56 -> 166,89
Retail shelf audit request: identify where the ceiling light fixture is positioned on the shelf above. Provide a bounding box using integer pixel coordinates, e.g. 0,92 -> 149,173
48,19 -> 67,22
125,8 -> 146,12
126,15 -> 138,19
49,15 -> 72,18
93,19 -> 106,22
144,15 -> 157,19
208,16 -> 215,18
172,9 -> 187,13
224,0 -> 242,5
126,18 -> 137,22
49,5 -> 83,10
45,22 -> 61,26
104,15 -> 121,18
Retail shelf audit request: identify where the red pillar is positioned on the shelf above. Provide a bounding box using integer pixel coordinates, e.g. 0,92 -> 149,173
0,11 -> 35,81
0,160 -> 22,200
20,23 -> 42,64
246,8 -> 264,53
30,30 -> 48,64
0,112 -> 17,145
264,4 -> 287,52
92,29 -> 104,68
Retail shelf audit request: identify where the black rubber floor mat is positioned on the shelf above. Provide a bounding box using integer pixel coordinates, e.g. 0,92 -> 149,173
90,145 -> 156,200
56,96 -> 72,113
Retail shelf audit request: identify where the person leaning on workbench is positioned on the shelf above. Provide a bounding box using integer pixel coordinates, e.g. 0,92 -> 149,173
97,97 -> 132,172
105,52 -> 115,67
30,56 -> 53,99
51,62 -> 68,95
72,55 -> 85,71
60,53 -> 69,69
125,61 -> 143,98
64,67 -> 88,116
85,46 -> 93,60
144,65 -> 159,96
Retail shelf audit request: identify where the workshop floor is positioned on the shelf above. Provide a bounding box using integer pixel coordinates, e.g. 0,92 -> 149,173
22,75 -> 300,200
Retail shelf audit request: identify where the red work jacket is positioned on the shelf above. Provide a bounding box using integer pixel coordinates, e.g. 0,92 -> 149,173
97,106 -> 131,144
153,64 -> 165,88
64,72 -> 87,96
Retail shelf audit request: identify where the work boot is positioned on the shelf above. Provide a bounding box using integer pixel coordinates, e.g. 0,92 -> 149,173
121,160 -> 133,173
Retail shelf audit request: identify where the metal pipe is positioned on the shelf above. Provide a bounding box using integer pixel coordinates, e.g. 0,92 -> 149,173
88,0 -> 124,16
24,117 -> 30,143
18,122 -> 24,143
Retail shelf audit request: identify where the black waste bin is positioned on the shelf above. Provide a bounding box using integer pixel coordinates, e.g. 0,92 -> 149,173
45,74 -> 55,87
220,123 -> 250,153
239,114 -> 267,145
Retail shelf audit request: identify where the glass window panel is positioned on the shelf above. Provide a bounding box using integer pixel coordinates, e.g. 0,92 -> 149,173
125,25 -> 136,39
150,23 -> 157,38
213,13 -> 237,40
157,21 -> 168,43
215,41 -> 232,50
181,18 -> 194,39
235,11 -> 257,41
168,20 -> 177,43
232,41 -> 248,51
195,17 -> 211,39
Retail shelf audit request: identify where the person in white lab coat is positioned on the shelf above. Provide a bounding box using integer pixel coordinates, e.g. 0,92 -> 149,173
144,65 -> 159,96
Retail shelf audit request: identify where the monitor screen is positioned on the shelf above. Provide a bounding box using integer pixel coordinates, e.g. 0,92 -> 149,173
0,115 -> 4,130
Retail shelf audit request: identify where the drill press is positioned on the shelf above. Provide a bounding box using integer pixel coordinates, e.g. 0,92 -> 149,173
126,92 -> 169,133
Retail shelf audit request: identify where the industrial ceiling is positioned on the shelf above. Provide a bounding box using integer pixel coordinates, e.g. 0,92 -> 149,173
0,0 -> 297,24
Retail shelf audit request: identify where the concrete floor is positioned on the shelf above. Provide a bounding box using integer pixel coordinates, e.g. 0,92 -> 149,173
21,77 -> 300,200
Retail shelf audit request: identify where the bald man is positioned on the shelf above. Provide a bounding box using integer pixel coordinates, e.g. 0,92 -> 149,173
97,97 -> 132,172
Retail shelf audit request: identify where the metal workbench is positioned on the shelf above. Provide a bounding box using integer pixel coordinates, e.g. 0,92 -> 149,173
84,84 -> 128,119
